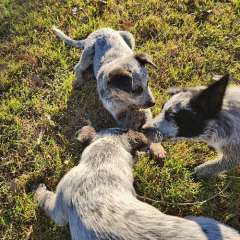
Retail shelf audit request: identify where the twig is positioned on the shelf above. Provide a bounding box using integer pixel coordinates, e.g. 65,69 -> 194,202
0,159 -> 15,167
137,180 -> 231,206
221,175 -> 240,180
36,130 -> 44,146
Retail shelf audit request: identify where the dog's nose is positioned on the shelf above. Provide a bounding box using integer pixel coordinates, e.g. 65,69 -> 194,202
144,100 -> 155,108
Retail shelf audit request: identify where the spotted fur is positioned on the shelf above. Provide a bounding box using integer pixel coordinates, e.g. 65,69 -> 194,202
52,27 -> 156,129
35,126 -> 239,239
144,75 -> 240,178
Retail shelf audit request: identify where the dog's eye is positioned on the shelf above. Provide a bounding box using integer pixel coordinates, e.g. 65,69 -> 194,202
165,109 -> 174,121
132,86 -> 143,95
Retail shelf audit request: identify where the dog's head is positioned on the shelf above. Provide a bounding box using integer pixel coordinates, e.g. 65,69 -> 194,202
142,75 -> 230,139
105,53 -> 156,110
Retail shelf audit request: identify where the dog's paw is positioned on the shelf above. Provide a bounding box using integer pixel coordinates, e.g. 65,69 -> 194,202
149,143 -> 166,161
35,183 -> 47,196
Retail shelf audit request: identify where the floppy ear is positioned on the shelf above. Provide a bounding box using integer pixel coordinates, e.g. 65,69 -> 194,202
190,74 -> 230,118
76,125 -> 96,148
127,130 -> 149,152
134,53 -> 157,68
108,68 -> 133,92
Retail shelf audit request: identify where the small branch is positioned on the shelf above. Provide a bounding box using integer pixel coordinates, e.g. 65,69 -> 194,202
137,181 -> 231,206
36,130 -> 44,146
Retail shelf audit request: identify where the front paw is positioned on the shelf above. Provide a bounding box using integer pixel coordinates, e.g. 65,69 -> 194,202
35,183 -> 47,199
149,143 -> 166,162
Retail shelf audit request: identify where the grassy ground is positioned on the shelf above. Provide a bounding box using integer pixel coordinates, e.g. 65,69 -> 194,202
1,0 -> 240,239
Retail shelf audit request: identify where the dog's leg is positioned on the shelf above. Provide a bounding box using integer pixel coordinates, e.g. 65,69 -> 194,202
149,142 -> 166,160
73,45 -> 95,89
35,184 -> 68,225
142,109 -> 166,160
118,31 -> 135,49
193,151 -> 239,178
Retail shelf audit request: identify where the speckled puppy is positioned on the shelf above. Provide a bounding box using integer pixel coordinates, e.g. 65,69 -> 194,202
53,27 -> 165,158
143,74 -> 240,178
35,126 -> 239,240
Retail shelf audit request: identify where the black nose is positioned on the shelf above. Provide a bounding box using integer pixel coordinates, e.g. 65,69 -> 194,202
144,100 -> 155,108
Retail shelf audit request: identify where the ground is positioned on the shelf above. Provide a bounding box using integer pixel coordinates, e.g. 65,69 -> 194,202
0,0 -> 240,239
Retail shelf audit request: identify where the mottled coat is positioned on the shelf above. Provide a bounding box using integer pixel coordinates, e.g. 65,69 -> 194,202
35,126 -> 239,239
143,75 -> 240,178
52,27 -> 156,129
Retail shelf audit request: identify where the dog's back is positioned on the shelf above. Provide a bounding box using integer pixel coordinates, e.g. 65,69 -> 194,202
63,134 -> 239,240
89,28 -> 133,74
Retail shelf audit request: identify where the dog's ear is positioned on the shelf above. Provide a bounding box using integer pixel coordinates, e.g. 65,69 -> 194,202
190,74 -> 230,118
134,53 -> 157,68
108,68 -> 133,92
76,125 -> 96,148
127,130 -> 149,152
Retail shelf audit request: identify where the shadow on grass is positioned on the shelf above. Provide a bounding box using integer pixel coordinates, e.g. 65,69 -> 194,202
28,67 -> 116,239
196,174 -> 240,231
30,211 -> 71,240
55,67 -> 116,162
58,67 -> 116,138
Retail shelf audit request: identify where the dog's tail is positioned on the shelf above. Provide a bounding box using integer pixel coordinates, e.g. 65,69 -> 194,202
52,26 -> 85,49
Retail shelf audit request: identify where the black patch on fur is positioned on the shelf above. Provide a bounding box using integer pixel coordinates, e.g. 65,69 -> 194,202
173,109 -> 207,137
190,74 -> 229,119
108,68 -> 133,92
132,86 -> 143,95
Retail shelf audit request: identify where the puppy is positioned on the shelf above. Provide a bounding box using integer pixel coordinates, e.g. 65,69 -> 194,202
52,27 -> 156,128
143,74 -> 240,178
35,125 -> 239,239
53,27 -> 165,158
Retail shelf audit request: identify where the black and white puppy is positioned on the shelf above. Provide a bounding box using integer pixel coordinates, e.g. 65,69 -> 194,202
143,75 -> 240,178
35,126 -> 239,239
53,27 -> 166,159
52,27 -> 156,129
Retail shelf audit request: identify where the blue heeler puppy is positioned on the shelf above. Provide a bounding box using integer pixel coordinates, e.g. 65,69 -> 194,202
52,27 -> 156,129
35,125 -> 239,239
143,74 -> 240,178
52,27 -> 165,158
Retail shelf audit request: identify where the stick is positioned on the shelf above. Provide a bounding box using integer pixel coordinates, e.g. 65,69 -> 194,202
137,180 -> 231,206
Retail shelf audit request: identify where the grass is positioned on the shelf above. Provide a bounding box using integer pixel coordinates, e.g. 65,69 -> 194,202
0,0 -> 240,239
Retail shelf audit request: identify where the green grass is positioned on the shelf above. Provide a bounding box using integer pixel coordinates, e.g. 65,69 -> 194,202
1,0 -> 240,239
